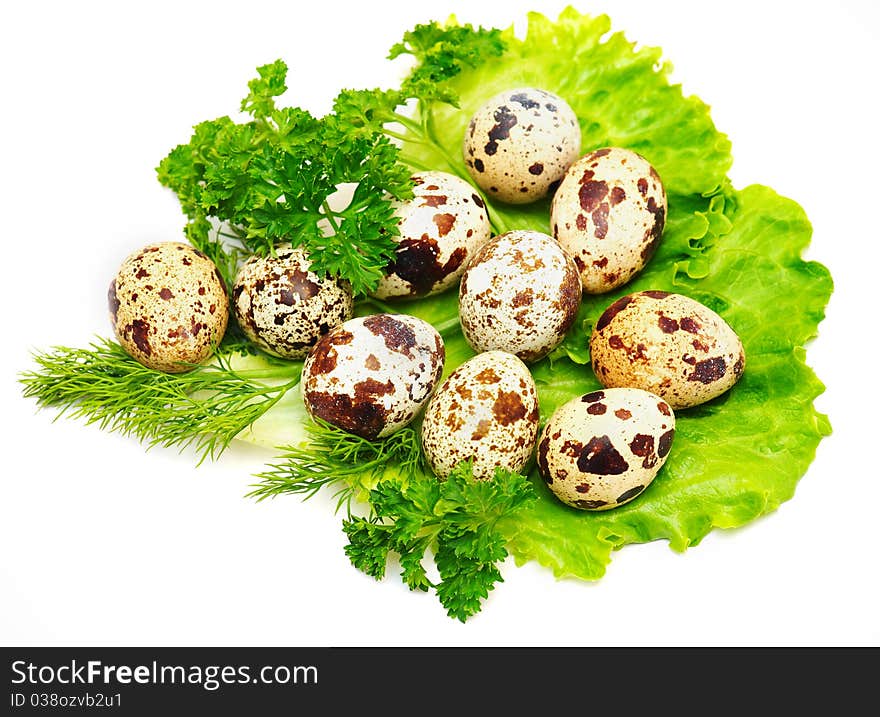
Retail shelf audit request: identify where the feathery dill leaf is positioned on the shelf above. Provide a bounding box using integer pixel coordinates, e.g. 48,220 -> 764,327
20,338 -> 301,464
247,420 -> 425,512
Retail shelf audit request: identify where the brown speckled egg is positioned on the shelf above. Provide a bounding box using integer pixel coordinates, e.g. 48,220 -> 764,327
301,313 -> 444,439
372,171 -> 492,299
108,242 -> 228,373
551,147 -> 667,293
589,291 -> 746,409
458,230 -> 581,362
537,388 -> 675,511
233,245 -> 353,359
421,351 -> 539,479
463,88 -> 581,204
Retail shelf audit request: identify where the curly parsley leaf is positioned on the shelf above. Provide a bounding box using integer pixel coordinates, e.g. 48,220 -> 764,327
157,61 -> 412,295
342,463 -> 536,622
389,21 -> 507,105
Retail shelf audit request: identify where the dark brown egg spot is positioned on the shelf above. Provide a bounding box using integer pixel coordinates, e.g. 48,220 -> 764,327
733,353 -> 745,376
658,315 -> 679,333
577,435 -> 629,475
617,485 -> 646,504
679,316 -> 701,334
657,402 -> 671,416
282,268 -> 320,302
484,105 -> 517,155
658,429 -> 675,458
693,339 -> 709,352
354,377 -> 394,399
637,178 -> 648,196
582,391 -> 605,403
528,163 -> 544,175
615,409 -> 631,420
610,186 -> 626,205
492,391 -> 527,426
306,331 -> 351,375
586,402 -> 606,415
641,290 -> 670,299
589,148 -> 611,159
128,320 -> 152,357
390,237 -> 466,296
629,434 -> 655,457
575,214 -> 587,231
471,193 -> 485,208
580,169 -> 595,183
646,196 -> 666,242
575,499 -> 608,509
421,195 -> 448,207
361,315 -> 419,358
135,267 -> 149,279
579,180 -> 609,213
595,294 -> 634,331
473,158 -> 484,172
608,335 -> 625,349
688,357 -> 727,384
538,434 -> 552,483
305,390 -> 387,440
560,440 -> 583,458
575,483 -> 591,494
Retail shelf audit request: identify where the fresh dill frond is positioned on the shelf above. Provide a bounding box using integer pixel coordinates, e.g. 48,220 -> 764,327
20,338 -> 301,464
247,419 -> 425,512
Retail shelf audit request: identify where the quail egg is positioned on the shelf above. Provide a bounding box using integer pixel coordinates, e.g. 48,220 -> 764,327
463,87 -> 581,204
458,230 -> 582,362
232,244 -> 353,359
108,241 -> 229,373
301,313 -> 444,439
537,387 -> 675,510
589,291 -> 745,409
372,171 -> 492,299
421,351 -> 540,479
551,147 -> 667,293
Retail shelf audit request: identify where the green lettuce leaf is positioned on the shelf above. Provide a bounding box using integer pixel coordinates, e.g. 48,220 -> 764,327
238,8 -> 831,591
505,185 -> 831,579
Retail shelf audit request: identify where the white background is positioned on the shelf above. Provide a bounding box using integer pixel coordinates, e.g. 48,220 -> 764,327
3,0 -> 878,647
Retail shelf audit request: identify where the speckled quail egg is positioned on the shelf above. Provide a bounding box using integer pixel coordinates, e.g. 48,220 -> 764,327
537,387 -> 675,511
458,230 -> 581,362
551,147 -> 667,293
108,242 -> 228,373
301,313 -> 444,439
372,171 -> 492,300
421,351 -> 540,480
589,291 -> 745,409
232,244 -> 353,359
463,87 -> 581,204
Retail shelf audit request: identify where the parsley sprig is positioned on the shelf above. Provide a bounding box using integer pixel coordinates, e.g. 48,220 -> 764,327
158,22 -> 508,296
157,60 -> 413,296
343,462 -> 536,622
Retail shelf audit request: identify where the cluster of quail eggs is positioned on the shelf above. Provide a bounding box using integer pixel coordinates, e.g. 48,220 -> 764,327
107,84 -> 746,515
